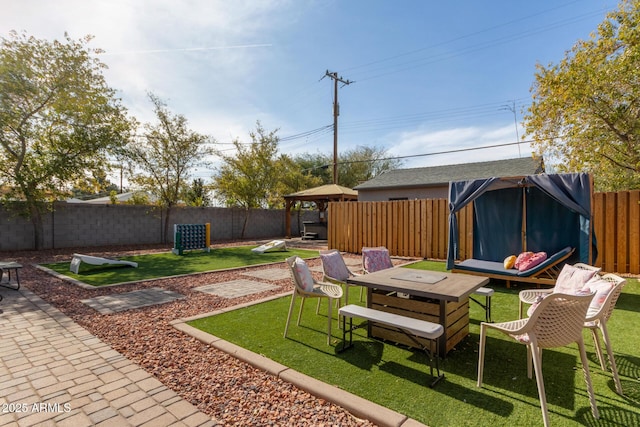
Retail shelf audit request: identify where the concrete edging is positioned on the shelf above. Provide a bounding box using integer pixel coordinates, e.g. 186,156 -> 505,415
171,293 -> 427,427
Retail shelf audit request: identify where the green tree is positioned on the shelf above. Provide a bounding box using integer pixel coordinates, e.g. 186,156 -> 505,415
213,122 -> 279,209
292,145 -> 402,188
292,152 -> 332,184
338,145 -> 403,188
213,122 -> 292,236
185,178 -> 212,207
0,31 -> 135,248
523,0 -> 640,191
126,93 -> 214,242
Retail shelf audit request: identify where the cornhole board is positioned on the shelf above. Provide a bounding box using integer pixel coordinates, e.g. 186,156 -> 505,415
70,254 -> 138,274
251,240 -> 287,254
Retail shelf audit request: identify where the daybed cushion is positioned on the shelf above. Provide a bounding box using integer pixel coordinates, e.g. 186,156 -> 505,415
455,246 -> 572,277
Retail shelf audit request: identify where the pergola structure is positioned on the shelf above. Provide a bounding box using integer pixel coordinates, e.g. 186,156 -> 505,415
284,184 -> 358,238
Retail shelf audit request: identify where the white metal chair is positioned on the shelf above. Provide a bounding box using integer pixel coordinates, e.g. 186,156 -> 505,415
478,292 -> 599,427
582,273 -> 627,395
283,256 -> 343,345
319,249 -> 363,305
518,263 -> 601,318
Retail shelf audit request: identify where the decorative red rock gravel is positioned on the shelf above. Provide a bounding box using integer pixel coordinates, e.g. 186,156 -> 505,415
3,242 -> 378,426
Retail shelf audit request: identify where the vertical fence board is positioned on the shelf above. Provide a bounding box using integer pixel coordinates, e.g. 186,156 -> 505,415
630,191 -> 640,274
617,192 -> 629,273
604,193 -> 617,272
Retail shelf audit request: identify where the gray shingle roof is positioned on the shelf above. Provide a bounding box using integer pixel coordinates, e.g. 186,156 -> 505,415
354,157 -> 544,190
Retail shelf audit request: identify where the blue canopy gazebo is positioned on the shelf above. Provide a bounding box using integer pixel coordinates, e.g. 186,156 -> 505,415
446,173 -> 596,284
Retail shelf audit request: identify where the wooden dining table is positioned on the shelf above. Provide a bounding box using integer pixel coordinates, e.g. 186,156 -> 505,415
347,267 -> 489,357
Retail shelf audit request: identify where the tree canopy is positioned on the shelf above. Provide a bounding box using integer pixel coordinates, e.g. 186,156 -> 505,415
291,145 -> 403,188
213,122 -> 322,210
0,31 -> 135,248
523,0 -> 640,191
126,93 -> 214,241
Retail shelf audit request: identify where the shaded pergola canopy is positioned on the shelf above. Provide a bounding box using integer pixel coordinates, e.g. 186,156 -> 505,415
284,184 -> 358,237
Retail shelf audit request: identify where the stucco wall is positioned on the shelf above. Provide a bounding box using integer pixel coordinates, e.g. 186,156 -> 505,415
0,202 -> 317,251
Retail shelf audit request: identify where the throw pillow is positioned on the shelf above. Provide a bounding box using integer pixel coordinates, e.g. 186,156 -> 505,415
320,251 -> 350,281
503,255 -> 516,269
294,257 -> 315,292
517,251 -> 548,271
514,252 -> 533,270
554,264 -> 598,294
580,276 -> 615,318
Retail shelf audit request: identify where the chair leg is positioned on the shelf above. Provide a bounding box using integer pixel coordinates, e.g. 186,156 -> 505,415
590,328 -> 606,370
599,323 -> 624,395
578,338 -> 599,420
477,323 -> 488,387
284,291 -> 297,338
519,300 -> 525,319
297,296 -> 306,326
530,343 -> 550,427
327,297 -> 333,345
316,298 -> 321,315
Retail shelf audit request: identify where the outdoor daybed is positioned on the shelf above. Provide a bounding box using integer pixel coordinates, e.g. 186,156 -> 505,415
447,172 -> 597,288
453,246 -> 574,288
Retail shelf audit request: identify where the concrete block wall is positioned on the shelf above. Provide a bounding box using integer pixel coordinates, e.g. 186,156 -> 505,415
0,202 -> 316,251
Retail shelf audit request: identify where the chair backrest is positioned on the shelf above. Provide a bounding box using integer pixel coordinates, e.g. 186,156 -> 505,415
362,246 -> 393,273
584,273 -> 626,323
527,293 -> 594,349
319,249 -> 351,282
286,256 -> 315,293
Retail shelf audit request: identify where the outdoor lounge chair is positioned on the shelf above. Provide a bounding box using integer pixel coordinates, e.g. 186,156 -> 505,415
452,246 -> 575,288
319,249 -> 363,305
284,256 -> 343,345
477,292 -> 599,427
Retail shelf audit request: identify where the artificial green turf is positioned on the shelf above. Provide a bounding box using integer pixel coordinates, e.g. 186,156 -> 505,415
40,246 -> 318,286
188,260 -> 640,427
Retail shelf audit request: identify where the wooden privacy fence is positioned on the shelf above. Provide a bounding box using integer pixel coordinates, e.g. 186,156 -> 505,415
327,190 -> 640,275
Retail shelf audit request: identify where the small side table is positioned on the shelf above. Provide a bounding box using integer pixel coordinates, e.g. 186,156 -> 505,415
0,262 -> 22,290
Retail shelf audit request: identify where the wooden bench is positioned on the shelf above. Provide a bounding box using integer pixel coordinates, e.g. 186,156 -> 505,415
338,304 -> 445,387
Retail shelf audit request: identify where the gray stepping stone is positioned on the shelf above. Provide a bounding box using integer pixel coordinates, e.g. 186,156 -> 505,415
242,268 -> 291,281
81,287 -> 185,314
195,279 -> 278,299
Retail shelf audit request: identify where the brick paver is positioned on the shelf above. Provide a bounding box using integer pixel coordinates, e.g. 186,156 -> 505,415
0,287 -> 217,426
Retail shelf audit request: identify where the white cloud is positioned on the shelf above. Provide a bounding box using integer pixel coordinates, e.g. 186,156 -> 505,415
388,123 -> 533,168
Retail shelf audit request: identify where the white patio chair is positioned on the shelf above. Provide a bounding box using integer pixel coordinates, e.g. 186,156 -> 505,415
319,249 -> 363,305
582,273 -> 627,395
518,262 -> 601,318
283,256 -> 343,345
478,292 -> 599,427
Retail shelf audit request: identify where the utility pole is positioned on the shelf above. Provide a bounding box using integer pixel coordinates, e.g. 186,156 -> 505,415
502,100 -> 521,158
323,70 -> 353,185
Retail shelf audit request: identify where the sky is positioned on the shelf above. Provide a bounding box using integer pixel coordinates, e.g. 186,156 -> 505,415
1,0 -> 621,183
